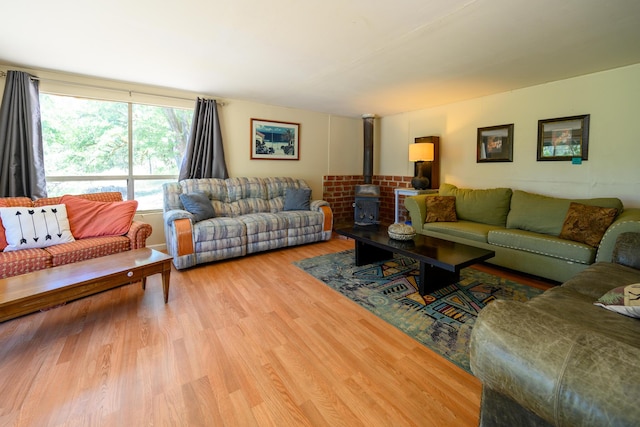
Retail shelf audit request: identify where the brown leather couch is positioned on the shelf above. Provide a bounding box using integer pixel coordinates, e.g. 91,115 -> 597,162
470,232 -> 640,426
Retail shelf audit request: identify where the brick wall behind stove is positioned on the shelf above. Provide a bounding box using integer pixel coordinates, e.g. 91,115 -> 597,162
323,175 -> 414,228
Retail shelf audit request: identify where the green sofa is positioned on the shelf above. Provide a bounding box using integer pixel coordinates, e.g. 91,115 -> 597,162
404,183 -> 640,282
469,232 -> 640,426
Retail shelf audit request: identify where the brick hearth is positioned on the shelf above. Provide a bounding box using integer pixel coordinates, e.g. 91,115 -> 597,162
322,175 -> 416,228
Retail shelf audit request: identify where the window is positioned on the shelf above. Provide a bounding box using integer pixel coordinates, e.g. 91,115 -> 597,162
40,94 -> 193,210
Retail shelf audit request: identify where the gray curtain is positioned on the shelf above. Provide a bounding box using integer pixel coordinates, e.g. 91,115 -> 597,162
179,98 -> 228,180
0,70 -> 47,198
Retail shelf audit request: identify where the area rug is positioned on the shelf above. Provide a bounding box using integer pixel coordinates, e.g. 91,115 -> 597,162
293,249 -> 544,373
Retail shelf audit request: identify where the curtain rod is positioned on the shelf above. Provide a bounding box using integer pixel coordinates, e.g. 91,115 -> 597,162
0,70 -> 225,105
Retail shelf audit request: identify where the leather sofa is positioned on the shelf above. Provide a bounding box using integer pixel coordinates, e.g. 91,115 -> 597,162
0,192 -> 152,279
162,177 -> 333,270
469,232 -> 640,426
405,183 -> 640,282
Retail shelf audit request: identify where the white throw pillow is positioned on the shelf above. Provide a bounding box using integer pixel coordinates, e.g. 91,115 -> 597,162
594,283 -> 640,318
0,204 -> 75,251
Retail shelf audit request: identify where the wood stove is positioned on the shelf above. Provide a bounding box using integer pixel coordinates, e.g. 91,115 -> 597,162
354,114 -> 380,226
354,184 -> 380,226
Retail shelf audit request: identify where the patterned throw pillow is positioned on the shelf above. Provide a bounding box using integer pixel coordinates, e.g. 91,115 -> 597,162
0,204 -> 75,251
0,198 -> 33,251
425,196 -> 458,223
594,283 -> 640,318
559,202 -> 617,247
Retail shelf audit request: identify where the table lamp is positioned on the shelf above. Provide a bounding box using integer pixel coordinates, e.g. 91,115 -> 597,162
409,142 -> 434,189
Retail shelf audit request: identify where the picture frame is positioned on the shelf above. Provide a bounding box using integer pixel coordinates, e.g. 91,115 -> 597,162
537,114 -> 590,161
477,124 -> 514,162
250,118 -> 300,160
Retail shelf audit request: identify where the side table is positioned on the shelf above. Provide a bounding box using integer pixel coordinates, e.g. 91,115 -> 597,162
394,187 -> 438,224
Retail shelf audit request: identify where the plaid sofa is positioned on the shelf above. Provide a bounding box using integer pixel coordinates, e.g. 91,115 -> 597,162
163,177 -> 333,270
0,192 -> 152,279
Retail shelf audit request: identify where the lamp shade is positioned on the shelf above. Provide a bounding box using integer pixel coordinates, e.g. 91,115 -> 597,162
409,143 -> 434,162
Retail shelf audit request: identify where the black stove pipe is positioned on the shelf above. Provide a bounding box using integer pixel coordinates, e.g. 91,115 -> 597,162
362,114 -> 375,184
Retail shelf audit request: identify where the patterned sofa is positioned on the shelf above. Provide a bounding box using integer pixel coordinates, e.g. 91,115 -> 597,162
162,177 -> 333,270
0,192 -> 152,279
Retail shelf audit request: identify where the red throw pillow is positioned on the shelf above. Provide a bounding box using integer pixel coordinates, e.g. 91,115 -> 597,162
0,218 -> 6,251
61,194 -> 138,239
0,202 -> 6,251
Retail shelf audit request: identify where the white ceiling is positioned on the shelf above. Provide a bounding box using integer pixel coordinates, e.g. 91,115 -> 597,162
2,0 -> 640,117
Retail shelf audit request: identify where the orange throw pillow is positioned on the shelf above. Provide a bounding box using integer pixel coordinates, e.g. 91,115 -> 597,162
61,194 -> 138,239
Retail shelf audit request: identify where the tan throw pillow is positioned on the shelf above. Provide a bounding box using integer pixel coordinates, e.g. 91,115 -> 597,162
559,202 -> 618,247
425,196 -> 458,223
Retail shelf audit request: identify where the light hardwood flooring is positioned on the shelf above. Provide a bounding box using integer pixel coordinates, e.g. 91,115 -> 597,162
0,236 -> 553,426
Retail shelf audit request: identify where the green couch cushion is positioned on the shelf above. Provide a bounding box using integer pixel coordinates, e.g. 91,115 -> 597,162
506,190 -> 623,236
439,183 -> 512,227
488,229 -> 595,264
423,220 -> 502,243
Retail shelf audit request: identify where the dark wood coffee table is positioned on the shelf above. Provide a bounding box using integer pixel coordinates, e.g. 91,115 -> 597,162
0,248 -> 172,322
336,226 -> 495,295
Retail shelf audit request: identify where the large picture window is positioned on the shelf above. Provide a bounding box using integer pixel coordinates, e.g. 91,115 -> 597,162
40,94 -> 192,210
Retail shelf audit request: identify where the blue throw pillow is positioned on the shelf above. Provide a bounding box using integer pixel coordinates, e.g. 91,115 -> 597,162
283,188 -> 311,211
180,192 -> 215,222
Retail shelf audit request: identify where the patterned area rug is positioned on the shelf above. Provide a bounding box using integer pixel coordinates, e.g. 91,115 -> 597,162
293,249 -> 544,373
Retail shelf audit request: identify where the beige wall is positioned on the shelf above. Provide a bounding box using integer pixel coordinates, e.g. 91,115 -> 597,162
379,63 -> 640,208
215,101 -> 368,191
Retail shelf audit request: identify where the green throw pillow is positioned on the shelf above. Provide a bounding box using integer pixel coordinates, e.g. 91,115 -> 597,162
439,183 -> 512,226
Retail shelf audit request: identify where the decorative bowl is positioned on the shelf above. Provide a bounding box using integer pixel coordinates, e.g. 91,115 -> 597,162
387,223 -> 416,241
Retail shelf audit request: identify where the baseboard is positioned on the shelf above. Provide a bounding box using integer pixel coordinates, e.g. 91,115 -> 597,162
148,243 -> 167,252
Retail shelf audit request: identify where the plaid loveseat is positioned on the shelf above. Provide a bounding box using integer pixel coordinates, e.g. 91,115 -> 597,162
0,192 -> 152,279
163,177 -> 333,270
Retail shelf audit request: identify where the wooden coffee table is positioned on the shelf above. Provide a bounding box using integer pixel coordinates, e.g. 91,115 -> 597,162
0,248 -> 172,322
336,226 -> 495,295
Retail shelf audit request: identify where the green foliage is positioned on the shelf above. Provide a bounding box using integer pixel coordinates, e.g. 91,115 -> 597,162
40,94 -> 192,176
132,105 -> 192,174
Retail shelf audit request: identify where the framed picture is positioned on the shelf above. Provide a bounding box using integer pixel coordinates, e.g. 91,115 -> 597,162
477,124 -> 514,162
250,118 -> 300,160
537,114 -> 590,161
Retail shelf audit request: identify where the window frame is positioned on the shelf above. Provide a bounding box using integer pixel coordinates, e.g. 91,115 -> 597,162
39,88 -> 194,213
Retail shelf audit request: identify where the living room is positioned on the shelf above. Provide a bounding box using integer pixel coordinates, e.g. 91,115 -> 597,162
2,62 -> 637,244
1,1 -> 640,426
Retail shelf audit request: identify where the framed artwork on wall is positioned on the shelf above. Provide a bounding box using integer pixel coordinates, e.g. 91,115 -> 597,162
537,114 -> 590,161
477,124 -> 514,162
250,118 -> 300,160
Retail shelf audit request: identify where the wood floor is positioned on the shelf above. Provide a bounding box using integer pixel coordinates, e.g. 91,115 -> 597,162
0,236 -> 553,426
